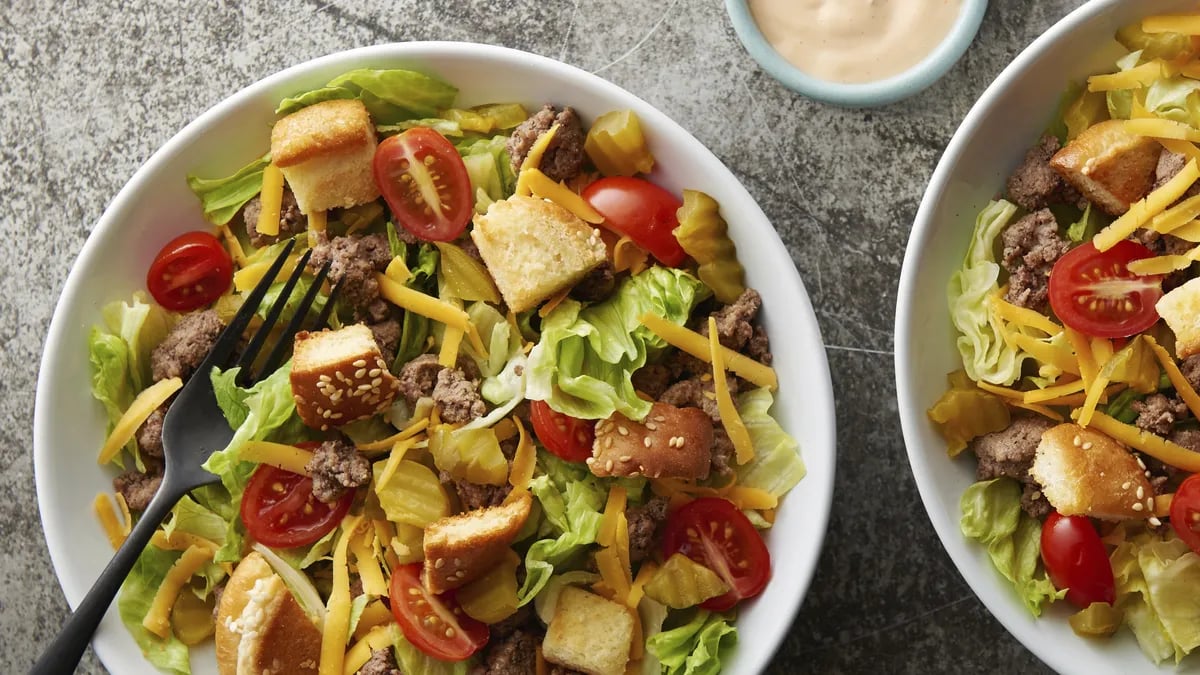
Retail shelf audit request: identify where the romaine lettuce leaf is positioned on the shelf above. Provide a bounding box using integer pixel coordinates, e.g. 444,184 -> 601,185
947,200 -> 1029,385
960,478 -> 1062,616
89,328 -> 133,465
527,267 -> 710,421
456,135 -> 516,206
102,293 -> 173,394
118,547 -> 192,674
733,388 -> 805,497
274,69 -> 458,125
1145,76 -> 1200,127
1106,51 -> 1143,121
186,153 -> 270,226
1112,530 -> 1200,663
645,610 -> 738,675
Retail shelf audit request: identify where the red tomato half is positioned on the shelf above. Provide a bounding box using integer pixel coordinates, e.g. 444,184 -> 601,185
240,463 -> 353,548
146,231 -> 234,311
1171,474 -> 1200,555
1040,512 -> 1115,607
389,563 -> 489,661
530,400 -> 595,463
582,177 -> 687,266
1048,240 -> 1163,338
373,128 -> 473,242
662,497 -> 771,611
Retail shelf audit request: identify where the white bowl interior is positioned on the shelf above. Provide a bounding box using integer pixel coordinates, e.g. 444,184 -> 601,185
896,1 -> 1200,673
33,43 -> 836,675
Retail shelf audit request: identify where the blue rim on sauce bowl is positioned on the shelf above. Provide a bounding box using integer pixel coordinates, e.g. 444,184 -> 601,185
724,0 -> 988,108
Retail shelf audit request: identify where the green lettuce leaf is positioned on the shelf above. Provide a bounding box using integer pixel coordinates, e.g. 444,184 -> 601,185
388,623 -> 471,675
1112,530 -> 1200,663
162,494 -> 234,594
187,153 -> 270,226
89,328 -> 133,466
455,135 -> 516,208
1106,51 -> 1143,121
1146,76 -> 1200,127
645,610 -> 738,675
102,293 -> 173,393
257,274 -> 329,324
733,388 -> 805,497
329,69 -> 458,124
527,267 -> 709,421
960,478 -> 1062,616
517,453 -> 606,605
947,200 -> 1029,386
1066,203 -> 1106,243
275,85 -> 358,116
118,547 -> 192,674
377,118 -> 464,138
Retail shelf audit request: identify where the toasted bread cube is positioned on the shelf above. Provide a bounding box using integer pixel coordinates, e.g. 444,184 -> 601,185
270,99 -> 380,214
1050,119 -> 1161,216
290,324 -> 400,430
1030,423 -> 1155,520
470,195 -> 607,313
543,586 -> 634,675
1157,277 -> 1200,359
590,402 -> 713,480
422,492 -> 532,593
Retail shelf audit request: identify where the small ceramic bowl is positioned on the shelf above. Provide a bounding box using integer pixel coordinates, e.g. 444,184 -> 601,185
724,0 -> 988,108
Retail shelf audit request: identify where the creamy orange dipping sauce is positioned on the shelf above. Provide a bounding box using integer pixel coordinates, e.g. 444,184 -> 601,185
747,0 -> 964,84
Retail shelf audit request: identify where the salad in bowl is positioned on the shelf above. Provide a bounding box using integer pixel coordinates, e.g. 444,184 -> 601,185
918,4 -> 1200,671
34,44 -> 833,675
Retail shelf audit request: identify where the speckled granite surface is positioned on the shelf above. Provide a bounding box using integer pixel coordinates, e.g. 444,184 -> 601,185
0,0 -> 1084,672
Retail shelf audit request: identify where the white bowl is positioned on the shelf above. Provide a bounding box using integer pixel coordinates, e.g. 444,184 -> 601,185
33,43 -> 836,675
896,1 -> 1200,673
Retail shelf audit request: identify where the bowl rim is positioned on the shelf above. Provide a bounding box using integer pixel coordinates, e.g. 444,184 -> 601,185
32,40 -> 836,675
723,0 -> 988,108
895,0 -> 1150,672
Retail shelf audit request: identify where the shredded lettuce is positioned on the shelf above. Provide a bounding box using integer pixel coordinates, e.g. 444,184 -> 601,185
1066,203 -> 1105,243
1111,530 -> 1200,663
645,610 -> 738,675
527,267 -> 709,421
947,200 -> 1029,386
118,547 -> 192,674
533,570 -> 601,624
456,135 -> 516,207
1106,51 -> 1144,120
960,479 -> 1062,616
186,153 -> 270,226
276,69 -> 458,125
734,388 -> 805,497
389,623 -> 471,675
639,597 -> 671,675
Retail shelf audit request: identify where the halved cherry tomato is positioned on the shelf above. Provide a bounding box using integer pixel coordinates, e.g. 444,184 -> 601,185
582,176 -> 687,266
1040,512 -> 1115,607
240,461 -> 353,549
662,497 -> 771,611
1171,474 -> 1200,555
373,127 -> 473,242
1048,240 -> 1163,338
146,231 -> 234,311
389,563 -> 489,661
530,400 -> 595,463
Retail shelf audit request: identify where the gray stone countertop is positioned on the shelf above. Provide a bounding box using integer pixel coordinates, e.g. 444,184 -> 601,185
0,0 -> 1084,672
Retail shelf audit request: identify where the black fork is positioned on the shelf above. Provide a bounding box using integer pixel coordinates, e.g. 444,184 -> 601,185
31,239 -> 339,674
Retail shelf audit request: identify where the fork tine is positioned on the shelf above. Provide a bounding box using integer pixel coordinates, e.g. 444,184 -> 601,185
309,277 -> 343,331
235,248 -> 313,380
191,239 -> 296,379
253,260 -> 335,380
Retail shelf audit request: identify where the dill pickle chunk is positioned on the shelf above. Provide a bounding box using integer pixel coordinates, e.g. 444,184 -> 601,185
674,189 -> 746,304
585,109 -> 655,176
643,553 -> 731,609
458,550 -> 521,623
170,589 -> 216,645
434,241 -> 502,303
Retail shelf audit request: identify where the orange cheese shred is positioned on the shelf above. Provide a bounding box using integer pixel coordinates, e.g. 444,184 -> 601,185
1146,336 -> 1200,421
256,163 -> 285,237
507,418 -> 537,497
93,493 -> 128,550
98,377 -> 183,465
709,317 -> 755,465
597,486 -> 628,548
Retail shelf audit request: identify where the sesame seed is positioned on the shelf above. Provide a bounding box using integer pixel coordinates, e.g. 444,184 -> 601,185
1137,486 -> 1145,500
408,588 -> 420,595
604,438 -> 613,449
372,377 -> 383,387
1149,516 -> 1163,527
586,457 -> 595,465
619,455 -> 632,462
355,368 -> 367,378
643,437 -> 652,448
1137,457 -> 1147,470
322,409 -> 332,419
1133,502 -> 1145,512
1081,442 -> 1093,451
435,559 -> 445,569
605,460 -> 613,471
319,374 -> 332,383
353,359 -> 367,368
455,570 -> 465,579
654,416 -> 666,422
646,422 -> 657,431
358,383 -> 372,390
1122,481 -> 1131,490
1030,490 -> 1041,500
1147,498 -> 1155,509
331,412 -> 343,419
445,628 -> 455,638
320,424 -> 329,431
618,426 -> 629,436
369,368 -> 382,377
1146,471 -> 1153,478
630,470 -> 641,477
1072,435 -> 1082,447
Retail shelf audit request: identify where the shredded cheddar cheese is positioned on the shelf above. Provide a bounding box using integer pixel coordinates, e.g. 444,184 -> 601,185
352,600 -> 394,640
142,544 -> 213,638
1064,327 -> 1098,392
439,326 -> 465,367
256,163 -> 285,237
538,287 -> 572,318
93,493 -> 128,550
385,255 -> 411,284
218,224 -> 249,267
597,486 -> 628,548
355,417 -> 429,451
724,485 -> 778,510
520,124 -> 560,177
1008,400 -> 1065,422
1156,493 -> 1174,518
234,253 -> 301,293
975,382 -> 1025,400
1143,13 -> 1200,34
611,236 -> 651,275
709,317 -> 755,465
239,440 -> 315,476
307,208 -> 328,248
507,418 -> 536,497
1094,157 -> 1200,251
1007,332 -> 1080,375
375,438 -> 415,491
1170,219 -> 1200,241
989,295 -> 1062,335
522,168 -> 605,224
1150,194 -> 1200,234
1022,379 -> 1087,404
320,514 -> 363,675
1125,118 -> 1200,143
639,312 -> 777,389
1071,410 -> 1200,471
376,273 -> 487,355
1147,336 -> 1200,421
1088,60 -> 1168,92
150,530 -> 220,554
342,624 -> 395,675
97,377 -> 182,465
349,528 -> 388,598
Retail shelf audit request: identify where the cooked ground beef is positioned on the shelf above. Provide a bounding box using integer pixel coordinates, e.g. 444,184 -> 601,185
306,439 -> 371,504
1153,150 -> 1200,198
433,367 -> 487,424
444,471 -> 512,511
357,648 -> 402,675
746,323 -> 772,365
627,496 -> 669,565
1182,355 -> 1200,394
1133,229 -> 1193,290
398,354 -> 443,405
489,606 -> 535,639
1000,209 -> 1069,311
470,628 -> 538,675
570,262 -> 616,302
703,289 -> 762,352
1005,135 -> 1079,211
242,188 -> 307,248
309,233 -> 393,322
369,318 -> 402,365
506,104 -> 586,183
113,465 -> 163,512
631,364 -> 672,399
711,428 -> 735,477
151,309 -> 224,382
972,415 -> 1056,483
1021,483 -> 1053,520
660,375 -> 737,423
1132,393 -> 1189,436
136,405 -> 167,458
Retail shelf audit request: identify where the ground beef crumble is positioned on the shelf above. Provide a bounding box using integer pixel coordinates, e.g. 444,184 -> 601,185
306,439 -> 371,504
433,367 -> 487,424
308,233 -> 393,322
1005,135 -> 1080,211
626,496 -> 669,565
136,405 -> 167,458
150,309 -> 224,382
113,461 -> 164,512
506,104 -> 586,183
242,188 -> 307,248
356,648 -> 402,675
1132,393 -> 1190,437
970,415 -> 1056,518
1000,209 -> 1069,312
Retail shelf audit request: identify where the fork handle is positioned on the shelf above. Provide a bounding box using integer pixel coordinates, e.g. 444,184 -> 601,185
30,484 -> 180,674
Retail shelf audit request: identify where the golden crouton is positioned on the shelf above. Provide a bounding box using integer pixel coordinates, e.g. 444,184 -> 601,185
1029,423 -> 1155,520
421,491 -> 531,593
269,99 -> 380,214
543,586 -> 634,675
1157,277 -> 1200,359
1050,119 -> 1161,216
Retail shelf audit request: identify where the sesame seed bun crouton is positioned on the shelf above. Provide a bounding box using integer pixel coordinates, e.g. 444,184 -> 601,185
269,99 -> 380,214
588,402 -> 713,480
214,552 -> 321,675
1029,423 -> 1155,520
1049,119 -> 1161,216
469,194 -> 607,313
422,491 -> 532,594
1157,277 -> 1200,359
290,324 -> 400,431
543,586 -> 634,675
